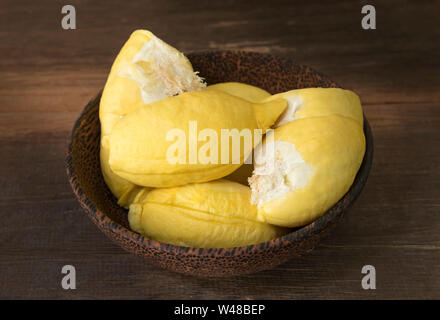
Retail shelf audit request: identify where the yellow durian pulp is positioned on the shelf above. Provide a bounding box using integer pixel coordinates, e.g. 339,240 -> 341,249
128,180 -> 288,248
268,87 -> 364,127
249,114 -> 365,228
99,29 -> 205,206
207,82 -> 271,103
108,90 -> 286,188
98,30 -> 367,247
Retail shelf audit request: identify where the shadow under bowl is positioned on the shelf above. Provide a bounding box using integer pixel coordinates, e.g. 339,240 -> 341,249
66,51 -> 373,277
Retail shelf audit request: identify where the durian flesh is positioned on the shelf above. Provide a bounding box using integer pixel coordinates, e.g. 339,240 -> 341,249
271,87 -> 364,128
128,179 -> 288,248
249,89 -> 366,227
107,90 -> 286,188
98,29 -> 366,248
99,30 -> 205,206
207,82 -> 271,103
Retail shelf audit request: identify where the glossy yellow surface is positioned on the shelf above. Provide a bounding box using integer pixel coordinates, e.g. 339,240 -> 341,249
99,29 -> 203,205
128,180 -> 288,248
207,82 -> 271,102
267,87 -> 364,127
108,90 -> 286,187
256,115 -> 365,227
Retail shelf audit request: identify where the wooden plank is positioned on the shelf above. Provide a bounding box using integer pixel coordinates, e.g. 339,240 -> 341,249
0,0 -> 439,299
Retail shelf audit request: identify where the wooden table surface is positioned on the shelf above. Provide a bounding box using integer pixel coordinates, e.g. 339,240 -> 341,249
1,0 -> 439,299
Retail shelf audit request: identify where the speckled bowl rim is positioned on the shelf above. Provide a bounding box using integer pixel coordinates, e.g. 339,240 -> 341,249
66,50 -> 373,258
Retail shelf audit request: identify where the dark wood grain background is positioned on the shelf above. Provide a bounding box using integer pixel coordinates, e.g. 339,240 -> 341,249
0,0 -> 439,299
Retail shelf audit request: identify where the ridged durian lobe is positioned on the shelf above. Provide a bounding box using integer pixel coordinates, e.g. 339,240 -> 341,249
128,180 -> 288,248
99,29 -> 205,201
108,90 -> 286,188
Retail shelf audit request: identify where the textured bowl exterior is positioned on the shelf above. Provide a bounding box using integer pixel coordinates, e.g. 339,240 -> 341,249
66,51 -> 373,277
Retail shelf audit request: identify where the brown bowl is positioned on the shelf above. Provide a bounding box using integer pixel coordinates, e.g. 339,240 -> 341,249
66,51 -> 373,277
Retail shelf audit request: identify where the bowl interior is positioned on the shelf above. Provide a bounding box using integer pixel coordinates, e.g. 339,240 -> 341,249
67,51 -> 372,254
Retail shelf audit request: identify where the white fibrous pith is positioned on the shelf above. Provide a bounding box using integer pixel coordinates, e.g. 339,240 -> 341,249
249,140 -> 313,207
119,35 -> 206,104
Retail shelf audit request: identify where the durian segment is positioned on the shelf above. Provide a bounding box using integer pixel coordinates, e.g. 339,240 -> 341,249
266,88 -> 364,128
100,136 -> 142,207
99,29 -> 205,201
249,115 -> 365,228
207,82 -> 271,103
117,185 -> 145,208
100,29 -> 205,134
128,179 -> 288,248
108,90 -> 286,188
